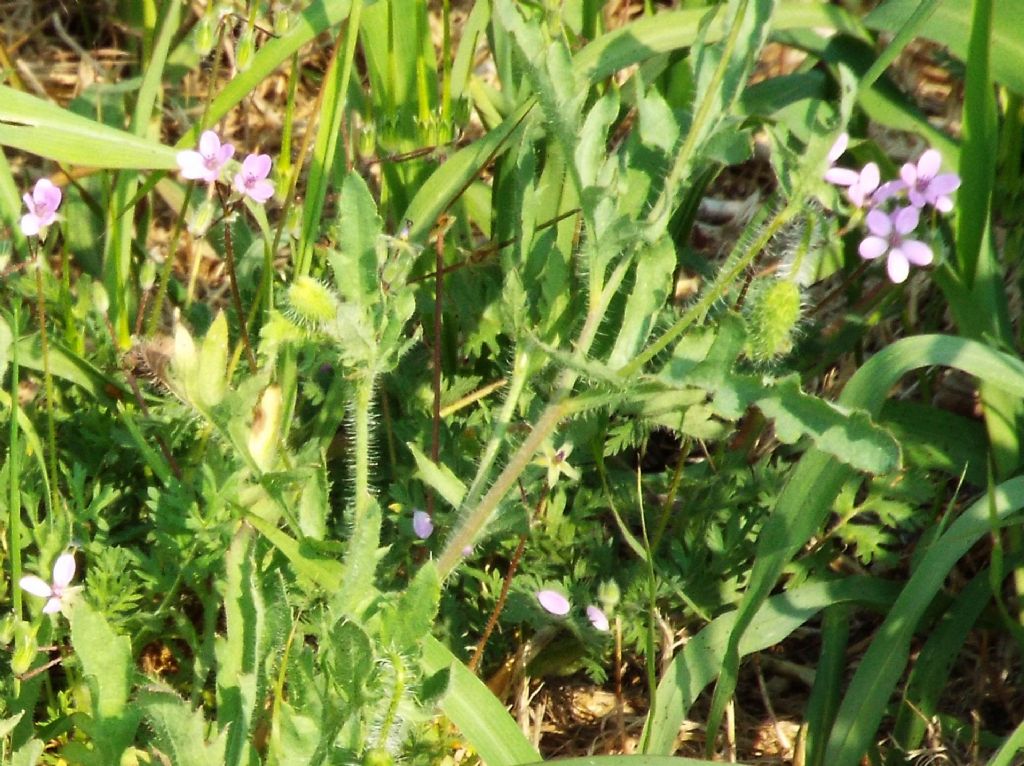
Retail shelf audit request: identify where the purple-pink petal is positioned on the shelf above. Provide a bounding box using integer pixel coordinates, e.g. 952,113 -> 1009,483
859,236 -> 888,261
900,162 -> 918,188
894,206 -> 920,235
537,590 -> 571,616
933,196 -> 954,214
901,239 -> 933,266
246,180 -> 275,203
19,575 -> 53,599
217,143 -> 235,164
865,208 -> 892,237
43,597 -> 63,614
52,553 -> 76,589
412,510 -> 433,540
825,167 -> 859,186
827,133 -> 849,164
177,150 -> 212,181
20,214 -> 41,237
33,179 -> 61,211
887,251 -> 910,284
917,149 -> 941,179
586,605 -> 610,632
198,130 -> 221,157
929,173 -> 961,196
244,153 -> 272,180
873,180 -> 906,204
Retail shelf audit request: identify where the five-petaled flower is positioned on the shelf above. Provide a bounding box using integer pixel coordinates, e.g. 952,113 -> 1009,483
534,442 -> 581,487
412,509 -> 433,540
900,149 -> 961,212
20,552 -> 78,615
858,206 -> 933,284
177,130 -> 235,184
233,153 -> 274,203
20,178 -> 62,237
845,162 -> 880,209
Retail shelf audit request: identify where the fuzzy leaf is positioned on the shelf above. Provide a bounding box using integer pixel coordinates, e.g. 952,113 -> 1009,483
330,173 -> 382,307
386,561 -> 441,651
140,690 -> 227,766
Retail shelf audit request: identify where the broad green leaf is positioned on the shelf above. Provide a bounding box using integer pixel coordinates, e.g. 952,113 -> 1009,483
642,577 -> 897,754
607,236 -> 676,370
386,562 -> 441,651
267,702 -> 321,766
0,85 -> 177,168
864,0 -> 1024,96
330,172 -> 383,305
69,600 -> 131,719
195,311 -> 228,409
245,513 -> 344,591
421,636 -> 541,766
10,738 -> 44,766
327,621 -> 375,703
408,443 -> 467,509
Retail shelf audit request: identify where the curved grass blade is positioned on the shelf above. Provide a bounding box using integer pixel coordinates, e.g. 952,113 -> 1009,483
642,577 -> 898,754
0,85 -> 177,169
420,636 -> 541,766
698,335 -> 1024,758
823,477 -> 1024,766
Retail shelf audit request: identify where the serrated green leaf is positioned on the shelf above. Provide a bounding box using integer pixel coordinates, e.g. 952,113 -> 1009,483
140,690 -> 227,766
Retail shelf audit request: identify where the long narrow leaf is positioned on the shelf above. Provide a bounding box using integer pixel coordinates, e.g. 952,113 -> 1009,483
823,477 -> 1024,766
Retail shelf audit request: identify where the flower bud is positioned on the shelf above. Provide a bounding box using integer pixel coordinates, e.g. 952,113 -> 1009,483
249,385 -> 283,472
235,27 -> 256,72
744,278 -> 802,363
598,579 -> 620,613
188,197 -> 217,238
91,282 -> 110,316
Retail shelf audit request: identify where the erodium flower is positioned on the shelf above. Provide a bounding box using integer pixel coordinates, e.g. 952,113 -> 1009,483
537,590 -> 571,616
20,178 -> 62,237
19,552 -> 78,615
233,153 -> 274,203
177,130 -> 235,184
412,510 -> 434,540
858,206 -> 933,284
901,149 -> 960,212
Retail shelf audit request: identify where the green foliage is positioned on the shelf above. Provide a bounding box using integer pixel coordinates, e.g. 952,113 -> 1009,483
5,1 -> 1024,765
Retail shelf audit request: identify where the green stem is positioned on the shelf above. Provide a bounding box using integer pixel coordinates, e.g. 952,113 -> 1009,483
353,376 -> 374,525
9,300 -> 22,619
34,248 -> 60,516
375,650 -> 406,751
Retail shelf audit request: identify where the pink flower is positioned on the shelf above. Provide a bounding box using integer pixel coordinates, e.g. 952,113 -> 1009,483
824,133 -> 859,187
846,162 -> 880,208
233,153 -> 274,203
858,206 -> 933,284
412,510 -> 433,540
177,130 -> 235,184
586,605 -> 609,632
20,178 -> 62,236
900,149 -> 960,212
20,552 -> 78,615
536,590 -> 571,616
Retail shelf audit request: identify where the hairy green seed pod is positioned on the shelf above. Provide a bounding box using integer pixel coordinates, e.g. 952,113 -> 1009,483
288,276 -> 338,323
744,278 -> 802,363
362,749 -> 394,766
